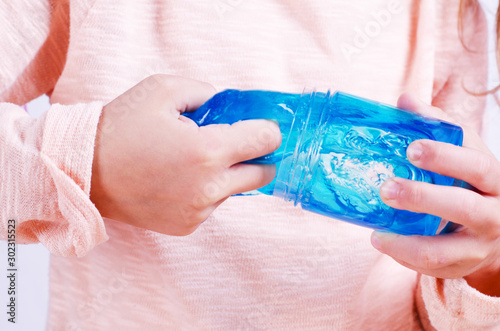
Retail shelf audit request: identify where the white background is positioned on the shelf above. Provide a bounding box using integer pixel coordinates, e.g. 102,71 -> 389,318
0,1 -> 499,330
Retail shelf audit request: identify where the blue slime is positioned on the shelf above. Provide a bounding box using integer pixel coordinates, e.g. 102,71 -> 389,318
184,90 -> 464,235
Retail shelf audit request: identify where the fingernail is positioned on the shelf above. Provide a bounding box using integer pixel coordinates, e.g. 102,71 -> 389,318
407,142 -> 423,162
371,233 -> 382,250
380,179 -> 399,200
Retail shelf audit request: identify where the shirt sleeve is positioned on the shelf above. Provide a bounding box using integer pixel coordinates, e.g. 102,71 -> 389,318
0,0 -> 108,257
418,275 -> 500,330
418,1 -> 500,329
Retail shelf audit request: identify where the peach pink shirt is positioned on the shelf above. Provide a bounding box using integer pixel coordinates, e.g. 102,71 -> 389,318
1,0 -> 499,330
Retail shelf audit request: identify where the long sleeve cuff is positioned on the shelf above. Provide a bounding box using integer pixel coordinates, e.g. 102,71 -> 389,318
1,101 -> 108,257
419,275 -> 500,330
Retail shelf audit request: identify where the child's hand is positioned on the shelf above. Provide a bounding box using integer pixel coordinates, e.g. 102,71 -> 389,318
90,75 -> 281,236
371,93 -> 500,296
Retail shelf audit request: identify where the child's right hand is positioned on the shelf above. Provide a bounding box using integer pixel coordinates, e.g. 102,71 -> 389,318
90,75 -> 281,235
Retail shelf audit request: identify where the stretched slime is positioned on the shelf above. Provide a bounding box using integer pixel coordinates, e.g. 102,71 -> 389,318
184,90 -> 464,235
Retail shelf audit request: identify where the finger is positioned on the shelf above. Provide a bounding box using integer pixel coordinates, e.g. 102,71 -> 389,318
145,74 -> 217,114
397,93 -> 490,151
379,177 -> 498,230
397,93 -> 454,123
390,256 -> 475,280
222,119 -> 282,164
371,231 -> 485,279
225,163 -> 277,196
407,140 -> 500,195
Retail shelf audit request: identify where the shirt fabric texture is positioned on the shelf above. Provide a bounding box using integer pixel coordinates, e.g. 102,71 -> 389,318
0,0 -> 498,330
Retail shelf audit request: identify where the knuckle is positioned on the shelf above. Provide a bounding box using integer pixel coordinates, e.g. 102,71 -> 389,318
195,146 -> 214,165
201,179 -> 224,201
202,126 -> 231,156
193,137 -> 221,166
472,155 -> 496,187
177,202 -> 197,221
192,177 -> 225,207
479,200 -> 500,236
458,192 -> 480,224
409,186 -> 423,207
191,191 -> 210,210
235,134 -> 258,158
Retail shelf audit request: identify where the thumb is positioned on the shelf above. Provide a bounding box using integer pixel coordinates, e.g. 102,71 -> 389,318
223,119 -> 282,165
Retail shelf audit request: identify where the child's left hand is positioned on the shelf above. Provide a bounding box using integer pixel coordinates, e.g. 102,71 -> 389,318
371,93 -> 500,296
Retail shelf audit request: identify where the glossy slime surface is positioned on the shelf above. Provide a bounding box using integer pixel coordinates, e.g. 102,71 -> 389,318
184,90 -> 464,235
